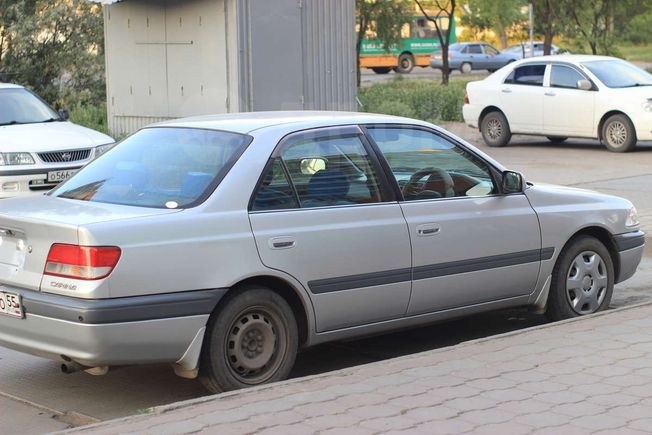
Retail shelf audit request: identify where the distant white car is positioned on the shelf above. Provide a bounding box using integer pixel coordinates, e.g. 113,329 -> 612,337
0,83 -> 115,198
503,42 -> 564,59
463,55 -> 652,152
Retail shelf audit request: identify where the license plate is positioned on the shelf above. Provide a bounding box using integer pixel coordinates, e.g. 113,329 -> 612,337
47,169 -> 78,183
0,290 -> 23,319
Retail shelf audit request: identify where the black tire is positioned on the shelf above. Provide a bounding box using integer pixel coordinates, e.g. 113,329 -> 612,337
547,136 -> 568,143
602,114 -> 637,152
460,62 -> 472,74
199,286 -> 298,394
546,235 -> 614,322
371,67 -> 391,75
480,111 -> 512,147
396,53 -> 415,74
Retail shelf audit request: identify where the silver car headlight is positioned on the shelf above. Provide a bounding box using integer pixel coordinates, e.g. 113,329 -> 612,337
0,152 -> 35,166
94,143 -> 115,159
626,207 -> 639,227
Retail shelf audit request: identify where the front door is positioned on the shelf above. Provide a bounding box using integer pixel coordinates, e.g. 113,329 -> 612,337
366,126 -> 542,315
544,64 -> 596,137
249,126 -> 412,332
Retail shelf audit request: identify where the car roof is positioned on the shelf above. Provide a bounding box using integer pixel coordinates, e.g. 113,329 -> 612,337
518,54 -> 616,64
152,111 -> 426,135
0,83 -> 23,90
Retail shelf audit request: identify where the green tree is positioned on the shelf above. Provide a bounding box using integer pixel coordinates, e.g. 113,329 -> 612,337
0,0 -> 104,108
414,0 -> 456,85
356,0 -> 412,86
461,0 -> 527,49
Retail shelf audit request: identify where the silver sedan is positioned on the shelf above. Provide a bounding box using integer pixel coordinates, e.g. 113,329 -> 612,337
0,112 -> 644,393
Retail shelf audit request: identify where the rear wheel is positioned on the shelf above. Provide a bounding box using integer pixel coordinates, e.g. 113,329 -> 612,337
460,62 -> 472,74
480,111 -> 511,147
602,114 -> 637,152
396,53 -> 415,74
199,286 -> 298,393
547,136 -> 568,143
546,236 -> 614,321
371,67 -> 391,74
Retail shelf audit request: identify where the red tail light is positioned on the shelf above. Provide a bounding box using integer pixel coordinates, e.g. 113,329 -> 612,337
45,244 -> 121,280
464,90 -> 470,105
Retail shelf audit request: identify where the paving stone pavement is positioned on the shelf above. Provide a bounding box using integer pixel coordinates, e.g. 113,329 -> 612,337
65,303 -> 652,435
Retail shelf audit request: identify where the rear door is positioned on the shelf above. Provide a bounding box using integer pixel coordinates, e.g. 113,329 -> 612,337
365,126 -> 542,314
248,126 -> 412,332
500,63 -> 547,133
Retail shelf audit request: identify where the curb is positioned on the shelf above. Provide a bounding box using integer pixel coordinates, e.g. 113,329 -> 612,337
61,299 -> 652,433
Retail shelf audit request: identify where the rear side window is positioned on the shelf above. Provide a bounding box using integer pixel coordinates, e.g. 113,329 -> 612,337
505,64 -> 546,86
550,65 -> 586,89
251,159 -> 299,211
468,45 -> 482,54
52,128 -> 250,208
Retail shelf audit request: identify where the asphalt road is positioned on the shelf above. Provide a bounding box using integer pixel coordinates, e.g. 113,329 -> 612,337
360,67 -> 489,85
3,125 -> 652,433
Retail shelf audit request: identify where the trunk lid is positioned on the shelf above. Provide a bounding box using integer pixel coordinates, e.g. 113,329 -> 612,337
0,195 -> 178,291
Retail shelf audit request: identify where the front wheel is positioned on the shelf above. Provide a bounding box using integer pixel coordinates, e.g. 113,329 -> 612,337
602,114 -> 637,152
480,111 -> 512,147
396,53 -> 415,74
199,286 -> 298,393
546,236 -> 614,321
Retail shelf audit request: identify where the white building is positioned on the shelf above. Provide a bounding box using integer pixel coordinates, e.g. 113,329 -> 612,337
94,0 -> 356,135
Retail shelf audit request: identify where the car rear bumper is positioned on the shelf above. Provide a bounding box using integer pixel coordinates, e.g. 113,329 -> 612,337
463,104 -> 482,129
614,230 -> 645,283
429,59 -> 461,69
0,287 -> 226,367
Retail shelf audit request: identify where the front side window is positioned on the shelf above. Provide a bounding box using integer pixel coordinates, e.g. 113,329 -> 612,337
484,45 -> 499,56
367,127 -> 496,201
550,65 -> 586,89
52,128 -> 250,208
279,134 -> 385,208
505,64 -> 546,86
0,88 -> 61,126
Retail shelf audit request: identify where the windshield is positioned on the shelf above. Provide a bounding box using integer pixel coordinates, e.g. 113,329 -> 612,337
583,60 -> 652,88
51,127 -> 251,208
0,88 -> 61,126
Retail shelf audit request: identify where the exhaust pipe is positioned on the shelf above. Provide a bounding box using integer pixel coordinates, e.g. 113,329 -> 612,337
61,361 -> 86,374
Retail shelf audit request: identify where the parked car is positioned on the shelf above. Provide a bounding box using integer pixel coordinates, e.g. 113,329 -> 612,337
0,83 -> 114,198
503,42 -> 565,59
430,42 -> 519,73
463,55 -> 652,152
0,112 -> 643,393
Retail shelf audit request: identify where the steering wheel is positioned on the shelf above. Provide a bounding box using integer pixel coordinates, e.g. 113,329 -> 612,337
402,167 -> 455,199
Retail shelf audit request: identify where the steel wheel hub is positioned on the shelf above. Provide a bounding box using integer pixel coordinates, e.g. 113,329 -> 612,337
607,121 -> 627,147
227,311 -> 277,376
566,251 -> 608,315
487,119 -> 502,140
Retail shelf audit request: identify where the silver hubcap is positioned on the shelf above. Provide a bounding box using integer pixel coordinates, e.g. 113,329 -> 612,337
606,121 -> 627,147
226,309 -> 285,384
566,251 -> 608,315
486,119 -> 503,141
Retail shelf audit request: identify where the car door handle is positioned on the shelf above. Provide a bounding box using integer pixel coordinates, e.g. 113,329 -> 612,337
269,236 -> 296,250
416,224 -> 441,236
501,88 -> 512,93
544,91 -> 556,96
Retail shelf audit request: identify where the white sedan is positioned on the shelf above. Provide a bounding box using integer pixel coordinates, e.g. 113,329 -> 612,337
0,83 -> 115,197
463,55 -> 652,152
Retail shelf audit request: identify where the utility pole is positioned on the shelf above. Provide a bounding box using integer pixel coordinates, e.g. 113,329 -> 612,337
529,2 -> 534,57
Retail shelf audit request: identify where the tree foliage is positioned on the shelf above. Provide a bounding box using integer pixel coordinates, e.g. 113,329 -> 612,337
356,0 -> 412,86
461,0 -> 526,49
0,0 -> 104,108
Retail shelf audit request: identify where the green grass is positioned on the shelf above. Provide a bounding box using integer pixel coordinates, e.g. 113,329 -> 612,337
358,77 -> 470,123
617,44 -> 652,63
69,103 -> 110,136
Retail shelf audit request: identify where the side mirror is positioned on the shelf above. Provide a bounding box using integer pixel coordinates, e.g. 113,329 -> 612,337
58,109 -> 70,121
577,80 -> 592,91
300,157 -> 327,175
502,170 -> 525,194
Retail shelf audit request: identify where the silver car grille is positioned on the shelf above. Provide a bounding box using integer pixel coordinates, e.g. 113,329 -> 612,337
38,149 -> 91,163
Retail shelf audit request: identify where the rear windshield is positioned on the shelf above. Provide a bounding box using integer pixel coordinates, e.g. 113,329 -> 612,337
51,127 -> 251,208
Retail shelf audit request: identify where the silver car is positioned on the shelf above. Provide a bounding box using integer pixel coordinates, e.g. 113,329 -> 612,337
0,112 -> 644,393
430,43 -> 520,73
